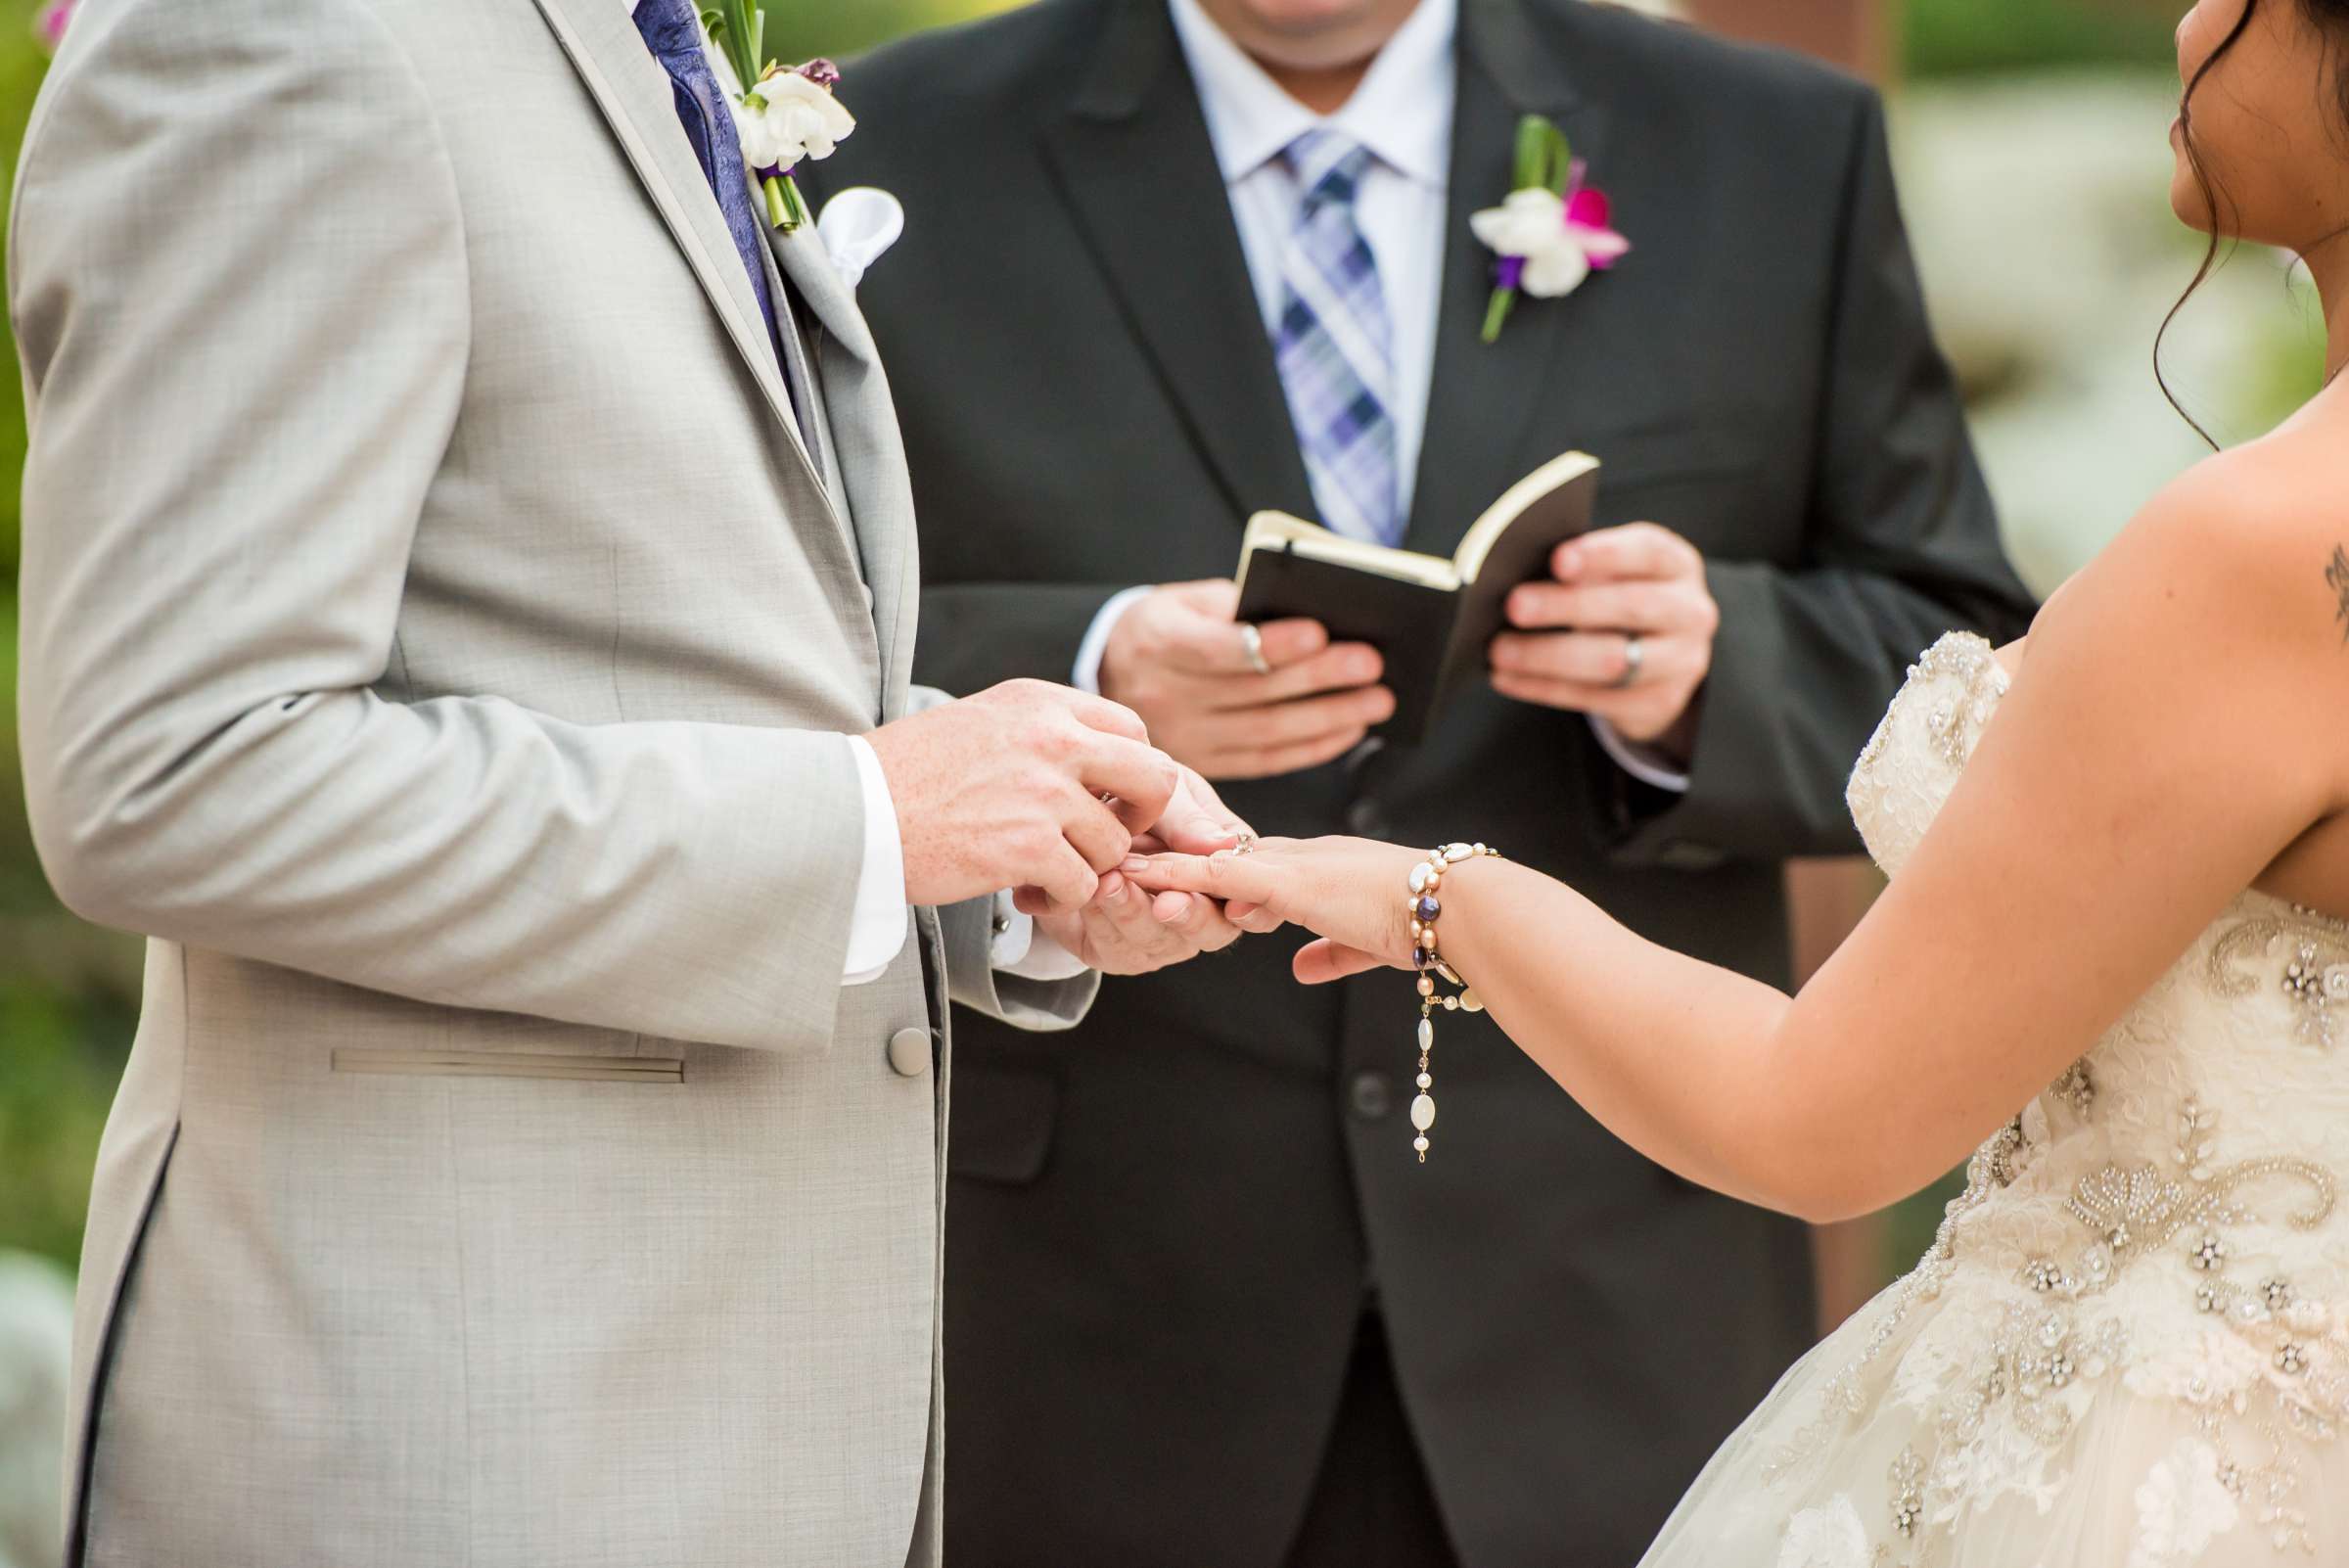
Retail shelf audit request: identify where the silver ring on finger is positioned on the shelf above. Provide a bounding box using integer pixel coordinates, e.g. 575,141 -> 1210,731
1611,632 -> 1644,690
1239,623 -> 1273,676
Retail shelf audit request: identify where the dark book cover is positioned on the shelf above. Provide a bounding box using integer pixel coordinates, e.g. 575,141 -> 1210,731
1234,455 -> 1601,746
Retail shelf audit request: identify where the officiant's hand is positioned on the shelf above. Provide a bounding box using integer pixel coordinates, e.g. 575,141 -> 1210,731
1098,580 -> 1395,780
1488,523 -> 1718,761
869,680 -> 1178,911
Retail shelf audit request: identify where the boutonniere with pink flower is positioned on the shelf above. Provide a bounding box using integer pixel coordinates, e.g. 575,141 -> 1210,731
699,2 -> 855,234
1471,115 -> 1629,344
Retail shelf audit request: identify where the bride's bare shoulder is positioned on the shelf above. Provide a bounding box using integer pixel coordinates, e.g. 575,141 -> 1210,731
2027,430 -> 2349,668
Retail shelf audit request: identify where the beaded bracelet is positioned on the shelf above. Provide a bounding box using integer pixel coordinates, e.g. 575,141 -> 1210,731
1405,842 -> 1501,1163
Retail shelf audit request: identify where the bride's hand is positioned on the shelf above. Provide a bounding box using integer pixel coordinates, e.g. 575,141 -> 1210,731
1127,837 -> 1426,984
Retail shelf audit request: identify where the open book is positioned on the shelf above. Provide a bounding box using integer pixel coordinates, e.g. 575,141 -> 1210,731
1233,451 -> 1601,745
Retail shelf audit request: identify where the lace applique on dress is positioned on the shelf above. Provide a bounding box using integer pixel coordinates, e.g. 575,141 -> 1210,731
2207,905 -> 2349,1049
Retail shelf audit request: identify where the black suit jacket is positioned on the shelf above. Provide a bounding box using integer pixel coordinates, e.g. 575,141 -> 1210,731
819,3 -> 2035,1564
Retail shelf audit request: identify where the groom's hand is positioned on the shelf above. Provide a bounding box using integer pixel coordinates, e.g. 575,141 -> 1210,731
1488,523 -> 1719,762
1029,866 -> 1247,976
868,680 -> 1178,911
1099,580 -> 1395,780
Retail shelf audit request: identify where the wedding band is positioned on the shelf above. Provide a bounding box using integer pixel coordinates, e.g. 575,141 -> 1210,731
1612,633 -> 1644,690
1239,623 -> 1272,676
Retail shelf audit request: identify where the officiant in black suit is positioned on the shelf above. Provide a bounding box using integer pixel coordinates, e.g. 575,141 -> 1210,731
815,1 -> 2034,1563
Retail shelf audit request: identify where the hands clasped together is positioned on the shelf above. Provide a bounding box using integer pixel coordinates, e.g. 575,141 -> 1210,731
864,678 -> 1281,975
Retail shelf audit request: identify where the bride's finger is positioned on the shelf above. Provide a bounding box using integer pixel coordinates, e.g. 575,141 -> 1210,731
1293,939 -> 1387,985
1126,850 -> 1282,907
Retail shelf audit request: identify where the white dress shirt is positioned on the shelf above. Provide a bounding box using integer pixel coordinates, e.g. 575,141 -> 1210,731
1079,0 -> 1688,794
628,0 -> 1084,983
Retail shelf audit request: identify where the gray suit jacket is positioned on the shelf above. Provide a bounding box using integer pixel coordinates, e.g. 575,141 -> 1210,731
9,1 -> 1090,1563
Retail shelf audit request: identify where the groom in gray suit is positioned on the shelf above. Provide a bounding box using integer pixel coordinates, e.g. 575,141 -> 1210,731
9,1 -> 1252,1565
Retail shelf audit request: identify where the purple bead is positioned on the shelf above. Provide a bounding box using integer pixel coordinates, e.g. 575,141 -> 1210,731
1415,896 -> 1441,923
1411,946 -> 1430,970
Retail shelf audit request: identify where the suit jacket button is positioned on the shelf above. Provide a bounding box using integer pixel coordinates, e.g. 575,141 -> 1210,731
1349,1071 -> 1393,1121
1347,800 -> 1391,838
887,1027 -> 931,1078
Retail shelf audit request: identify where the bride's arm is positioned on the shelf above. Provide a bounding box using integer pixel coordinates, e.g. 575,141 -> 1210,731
1140,452 -> 2349,1222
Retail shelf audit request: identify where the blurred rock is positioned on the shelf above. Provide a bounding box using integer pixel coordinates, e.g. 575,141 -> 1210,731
0,1254 -> 71,1568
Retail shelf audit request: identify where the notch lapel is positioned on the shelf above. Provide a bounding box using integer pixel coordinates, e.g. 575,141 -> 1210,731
1040,0 -> 1315,528
528,0 -> 837,506
1404,0 -> 1605,560
765,220 -> 923,713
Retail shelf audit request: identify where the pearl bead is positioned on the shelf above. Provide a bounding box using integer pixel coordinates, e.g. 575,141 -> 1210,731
1417,1072 -> 1432,1089
1410,1093 -> 1437,1130
1416,976 -> 1435,997
1413,1135 -> 1430,1153
1416,1018 -> 1434,1050
1408,864 -> 1430,894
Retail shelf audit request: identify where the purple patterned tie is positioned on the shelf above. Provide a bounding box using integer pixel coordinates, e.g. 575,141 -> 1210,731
1272,130 -> 1401,546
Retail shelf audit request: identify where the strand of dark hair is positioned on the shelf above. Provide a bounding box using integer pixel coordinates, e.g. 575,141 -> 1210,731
2156,0 -> 2263,449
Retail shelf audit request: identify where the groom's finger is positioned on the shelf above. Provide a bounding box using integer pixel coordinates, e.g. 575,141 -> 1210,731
1065,691 -> 1154,743
1060,796 -> 1134,876
1031,840 -> 1100,912
1075,735 -> 1180,827
1175,615 -> 1328,676
1150,888 -> 1243,952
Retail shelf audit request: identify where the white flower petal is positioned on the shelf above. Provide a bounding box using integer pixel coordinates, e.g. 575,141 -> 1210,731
1519,243 -> 1591,299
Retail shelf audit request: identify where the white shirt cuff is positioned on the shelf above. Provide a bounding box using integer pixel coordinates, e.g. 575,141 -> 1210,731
1590,716 -> 1692,793
842,734 -> 913,986
990,894 -> 1093,982
1073,585 -> 1155,695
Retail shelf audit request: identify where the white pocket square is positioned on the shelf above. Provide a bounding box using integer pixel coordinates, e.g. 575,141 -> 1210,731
816,187 -> 905,291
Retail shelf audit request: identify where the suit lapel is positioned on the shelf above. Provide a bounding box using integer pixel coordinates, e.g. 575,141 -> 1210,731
527,0 -> 836,505
766,215 -> 921,714
1040,0 -> 1316,527
1404,0 -> 1604,559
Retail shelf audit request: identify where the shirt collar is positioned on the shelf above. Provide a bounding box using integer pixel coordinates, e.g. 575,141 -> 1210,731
1168,0 -> 1456,190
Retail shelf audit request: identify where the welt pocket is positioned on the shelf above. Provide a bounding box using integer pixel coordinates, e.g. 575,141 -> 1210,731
329,1048 -> 684,1084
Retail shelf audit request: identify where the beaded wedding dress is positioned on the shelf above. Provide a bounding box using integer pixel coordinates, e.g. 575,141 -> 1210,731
1638,632 -> 2349,1568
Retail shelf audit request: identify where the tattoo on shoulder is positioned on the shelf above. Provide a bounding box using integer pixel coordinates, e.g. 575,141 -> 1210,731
2328,546 -> 2349,645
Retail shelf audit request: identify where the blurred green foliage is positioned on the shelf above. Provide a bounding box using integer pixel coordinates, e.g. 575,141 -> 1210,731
1906,0 -> 2180,76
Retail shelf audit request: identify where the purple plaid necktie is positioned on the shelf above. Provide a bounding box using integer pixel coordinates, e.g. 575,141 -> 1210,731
1272,130 -> 1401,546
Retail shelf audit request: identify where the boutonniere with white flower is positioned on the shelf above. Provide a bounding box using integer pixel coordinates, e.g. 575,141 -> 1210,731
1470,115 -> 1629,344
699,2 -> 855,233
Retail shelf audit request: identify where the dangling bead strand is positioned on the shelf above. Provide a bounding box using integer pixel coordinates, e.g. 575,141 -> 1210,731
1406,842 -> 1500,1163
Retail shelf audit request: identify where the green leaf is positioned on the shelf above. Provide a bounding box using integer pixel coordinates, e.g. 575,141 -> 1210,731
1542,121 -> 1574,197
1509,114 -> 1575,197
1510,114 -> 1546,191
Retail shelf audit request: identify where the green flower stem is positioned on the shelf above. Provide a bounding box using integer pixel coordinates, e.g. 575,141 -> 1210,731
770,173 -> 807,233
1481,287 -> 1515,345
